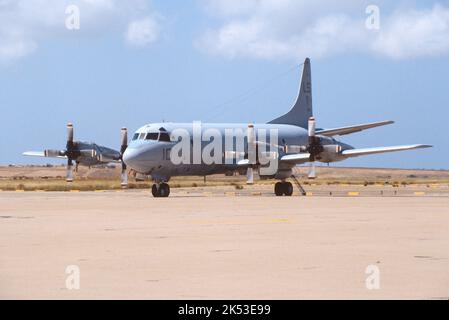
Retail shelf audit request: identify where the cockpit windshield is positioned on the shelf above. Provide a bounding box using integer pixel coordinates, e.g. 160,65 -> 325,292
159,133 -> 170,142
145,133 -> 159,140
132,129 -> 172,142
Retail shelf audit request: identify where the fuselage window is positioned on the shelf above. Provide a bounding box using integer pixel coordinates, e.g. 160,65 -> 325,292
132,133 -> 139,141
146,132 -> 159,140
159,132 -> 171,142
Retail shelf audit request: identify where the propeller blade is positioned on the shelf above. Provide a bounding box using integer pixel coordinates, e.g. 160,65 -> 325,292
308,117 -> 316,138
67,123 -> 74,147
247,124 -> 256,165
120,127 -> 128,153
308,162 -> 316,179
120,127 -> 128,187
66,159 -> 74,182
246,167 -> 254,185
121,170 -> 128,187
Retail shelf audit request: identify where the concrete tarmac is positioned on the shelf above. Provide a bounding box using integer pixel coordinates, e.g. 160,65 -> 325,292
1,188 -> 448,299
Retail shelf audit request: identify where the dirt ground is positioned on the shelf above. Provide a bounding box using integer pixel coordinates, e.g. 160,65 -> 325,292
1,188 -> 448,299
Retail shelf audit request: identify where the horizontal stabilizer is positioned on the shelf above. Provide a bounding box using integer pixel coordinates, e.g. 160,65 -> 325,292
317,120 -> 394,137
342,144 -> 432,158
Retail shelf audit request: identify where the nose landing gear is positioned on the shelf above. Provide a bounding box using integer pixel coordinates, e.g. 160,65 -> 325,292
152,183 -> 170,197
274,181 -> 293,196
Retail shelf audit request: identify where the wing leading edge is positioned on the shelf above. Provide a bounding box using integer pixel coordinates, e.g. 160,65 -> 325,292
22,151 -> 67,159
341,144 -> 432,158
279,144 -> 432,166
317,120 -> 394,137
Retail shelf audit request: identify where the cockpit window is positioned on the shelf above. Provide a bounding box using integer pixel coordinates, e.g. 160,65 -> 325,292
146,133 -> 159,140
139,133 -> 146,140
159,132 -> 171,142
132,133 -> 139,141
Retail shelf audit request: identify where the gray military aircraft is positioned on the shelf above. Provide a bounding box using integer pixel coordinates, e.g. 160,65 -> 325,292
122,58 -> 431,197
23,123 -> 129,185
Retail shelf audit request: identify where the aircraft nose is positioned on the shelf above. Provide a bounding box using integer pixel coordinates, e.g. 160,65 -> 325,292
123,148 -> 141,170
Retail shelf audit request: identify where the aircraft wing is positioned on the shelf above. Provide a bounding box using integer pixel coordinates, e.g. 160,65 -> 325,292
279,153 -> 311,164
278,144 -> 431,165
341,144 -> 432,158
239,144 -> 431,167
22,151 -> 67,159
317,120 -> 394,137
238,153 -> 312,166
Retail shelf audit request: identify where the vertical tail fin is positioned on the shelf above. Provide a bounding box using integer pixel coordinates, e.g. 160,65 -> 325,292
268,58 -> 313,128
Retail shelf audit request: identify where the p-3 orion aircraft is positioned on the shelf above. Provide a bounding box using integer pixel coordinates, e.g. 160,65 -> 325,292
23,124 -> 129,186
122,58 -> 431,197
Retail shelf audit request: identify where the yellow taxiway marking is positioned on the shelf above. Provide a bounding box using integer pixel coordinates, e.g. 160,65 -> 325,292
348,192 -> 360,196
225,192 -> 236,196
414,192 -> 426,196
94,190 -> 105,193
70,190 -> 80,193
15,190 -> 25,192
251,192 -> 262,196
203,192 -> 213,196
306,192 -> 313,196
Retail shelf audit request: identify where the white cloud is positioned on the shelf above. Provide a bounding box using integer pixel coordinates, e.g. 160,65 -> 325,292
197,1 -> 449,60
0,0 -> 162,63
126,16 -> 161,47
372,5 -> 449,59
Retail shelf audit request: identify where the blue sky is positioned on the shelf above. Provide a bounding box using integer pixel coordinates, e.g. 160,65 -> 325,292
0,0 -> 448,169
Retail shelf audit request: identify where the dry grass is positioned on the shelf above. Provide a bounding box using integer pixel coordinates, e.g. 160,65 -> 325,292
1,165 -> 448,191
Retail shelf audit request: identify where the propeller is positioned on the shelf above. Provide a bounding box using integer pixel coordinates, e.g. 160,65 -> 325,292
304,117 -> 343,179
120,127 -> 128,187
65,123 -> 75,182
246,124 -> 257,185
306,117 -> 322,179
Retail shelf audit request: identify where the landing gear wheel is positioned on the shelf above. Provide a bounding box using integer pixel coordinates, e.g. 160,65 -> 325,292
274,182 -> 294,196
159,183 -> 170,198
283,182 -> 293,196
152,183 -> 170,197
274,182 -> 284,196
151,184 -> 159,197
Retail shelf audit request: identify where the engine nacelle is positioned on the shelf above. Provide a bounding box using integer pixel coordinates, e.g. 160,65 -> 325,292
317,144 -> 343,162
97,154 -> 117,163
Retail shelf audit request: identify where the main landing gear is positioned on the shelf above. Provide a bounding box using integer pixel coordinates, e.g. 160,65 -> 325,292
152,183 -> 170,198
274,181 -> 294,196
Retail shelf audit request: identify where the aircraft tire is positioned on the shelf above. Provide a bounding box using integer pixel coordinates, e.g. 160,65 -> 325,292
160,183 -> 170,198
152,184 -> 159,197
274,182 -> 284,196
283,182 -> 293,196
